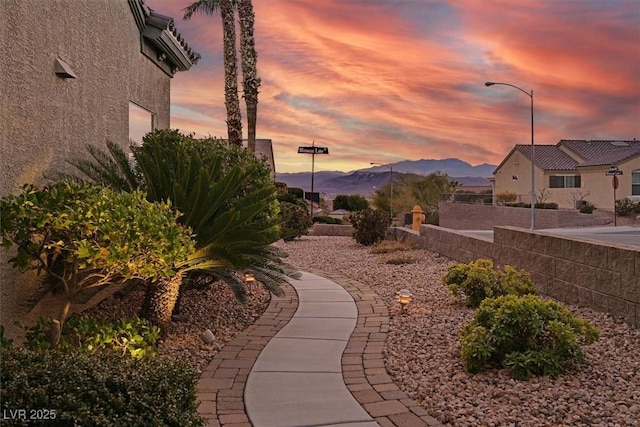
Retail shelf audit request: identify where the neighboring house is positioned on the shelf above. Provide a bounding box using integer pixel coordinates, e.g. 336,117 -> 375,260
0,0 -> 199,333
493,140 -> 640,210
242,138 -> 276,180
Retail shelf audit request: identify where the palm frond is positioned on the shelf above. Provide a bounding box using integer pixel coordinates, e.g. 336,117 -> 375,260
183,0 -> 221,19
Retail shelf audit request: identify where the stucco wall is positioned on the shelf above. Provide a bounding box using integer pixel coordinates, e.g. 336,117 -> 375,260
494,150 -> 640,210
0,0 -> 172,335
390,225 -> 639,328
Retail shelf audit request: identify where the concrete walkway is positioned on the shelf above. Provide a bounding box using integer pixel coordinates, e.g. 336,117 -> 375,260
245,272 -> 377,427
197,270 -> 443,427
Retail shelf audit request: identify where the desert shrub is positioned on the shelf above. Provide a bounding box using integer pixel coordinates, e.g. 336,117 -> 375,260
443,259 -> 537,308
579,202 -> 595,214
370,240 -> 411,254
615,198 -> 640,216
313,215 -> 343,224
287,187 -> 304,199
534,202 -> 558,210
384,254 -> 416,265
279,201 -> 312,241
497,191 -> 517,205
333,194 -> 369,211
349,208 -> 392,246
0,347 -> 204,426
459,294 -> 599,380
20,316 -> 160,359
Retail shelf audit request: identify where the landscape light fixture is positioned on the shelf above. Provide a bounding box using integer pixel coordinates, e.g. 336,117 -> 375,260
244,273 -> 255,283
485,81 -> 535,229
396,289 -> 413,311
370,162 -> 394,219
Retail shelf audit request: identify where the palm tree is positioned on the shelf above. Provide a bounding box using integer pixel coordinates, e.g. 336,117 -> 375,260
237,0 -> 260,153
69,130 -> 299,328
184,0 -> 243,146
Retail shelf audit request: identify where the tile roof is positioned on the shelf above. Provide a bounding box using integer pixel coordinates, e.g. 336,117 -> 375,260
495,140 -> 640,175
559,140 -> 640,167
516,144 -> 579,170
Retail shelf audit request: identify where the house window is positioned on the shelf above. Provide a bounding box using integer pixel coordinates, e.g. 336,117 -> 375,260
632,171 -> 640,196
549,175 -> 581,188
129,102 -> 155,146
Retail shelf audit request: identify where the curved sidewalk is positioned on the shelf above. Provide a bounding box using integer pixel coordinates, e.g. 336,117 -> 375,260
197,270 -> 443,427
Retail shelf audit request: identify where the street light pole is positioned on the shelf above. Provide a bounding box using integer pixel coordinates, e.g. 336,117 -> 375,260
485,81 -> 535,230
370,162 -> 393,219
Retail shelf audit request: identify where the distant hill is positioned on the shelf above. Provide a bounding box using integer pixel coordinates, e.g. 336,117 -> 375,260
364,158 -> 495,177
276,158 -> 495,198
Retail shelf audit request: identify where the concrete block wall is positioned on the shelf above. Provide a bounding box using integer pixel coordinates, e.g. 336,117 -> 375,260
390,225 -> 639,328
439,202 -> 612,230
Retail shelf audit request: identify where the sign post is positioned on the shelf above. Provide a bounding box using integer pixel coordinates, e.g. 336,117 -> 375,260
605,166 -> 623,226
297,142 -> 329,218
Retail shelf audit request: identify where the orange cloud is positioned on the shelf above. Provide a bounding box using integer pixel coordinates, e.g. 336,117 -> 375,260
150,0 -> 639,173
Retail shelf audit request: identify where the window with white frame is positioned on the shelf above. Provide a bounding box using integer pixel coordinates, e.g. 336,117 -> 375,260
632,170 -> 640,196
129,102 -> 155,146
549,175 -> 581,188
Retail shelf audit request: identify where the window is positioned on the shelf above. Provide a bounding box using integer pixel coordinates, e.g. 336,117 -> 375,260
632,171 -> 640,196
549,175 -> 581,188
129,102 -> 155,146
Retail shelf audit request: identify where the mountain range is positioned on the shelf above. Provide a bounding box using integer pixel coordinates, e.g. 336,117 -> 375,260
276,158 -> 496,197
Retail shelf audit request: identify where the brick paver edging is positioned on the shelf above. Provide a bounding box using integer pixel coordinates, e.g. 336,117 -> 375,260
197,282 -> 299,427
196,270 -> 444,427
306,269 -> 444,427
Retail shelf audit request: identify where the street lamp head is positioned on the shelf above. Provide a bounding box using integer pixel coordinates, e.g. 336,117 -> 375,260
485,82 -> 495,87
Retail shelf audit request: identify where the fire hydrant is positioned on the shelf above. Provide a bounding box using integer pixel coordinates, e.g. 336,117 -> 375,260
411,205 -> 425,231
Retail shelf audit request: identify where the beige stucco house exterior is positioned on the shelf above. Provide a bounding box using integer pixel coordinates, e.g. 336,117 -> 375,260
0,0 -> 199,333
493,140 -> 640,210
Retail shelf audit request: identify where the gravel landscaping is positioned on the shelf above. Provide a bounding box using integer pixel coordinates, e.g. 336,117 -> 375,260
282,236 -> 640,427
88,234 -> 639,426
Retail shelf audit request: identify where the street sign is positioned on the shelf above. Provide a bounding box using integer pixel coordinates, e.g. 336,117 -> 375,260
298,146 -> 329,154
605,167 -> 623,176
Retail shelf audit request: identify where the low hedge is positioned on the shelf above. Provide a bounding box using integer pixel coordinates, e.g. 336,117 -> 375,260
0,347 -> 204,426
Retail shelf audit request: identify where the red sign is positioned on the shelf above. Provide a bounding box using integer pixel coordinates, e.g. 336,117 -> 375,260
613,176 -> 619,190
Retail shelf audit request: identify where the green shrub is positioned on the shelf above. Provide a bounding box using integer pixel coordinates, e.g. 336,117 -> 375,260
349,208 -> 392,246
279,201 -> 312,241
20,316 -> 160,359
459,294 -> 599,380
616,198 -> 640,216
1,347 -> 204,426
0,325 -> 12,349
579,202 -> 595,214
0,181 -> 193,337
443,259 -> 537,308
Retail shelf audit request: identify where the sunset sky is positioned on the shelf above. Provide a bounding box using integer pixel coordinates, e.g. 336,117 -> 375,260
150,0 -> 639,173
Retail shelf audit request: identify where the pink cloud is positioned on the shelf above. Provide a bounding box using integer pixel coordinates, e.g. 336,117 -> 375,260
149,0 -> 639,172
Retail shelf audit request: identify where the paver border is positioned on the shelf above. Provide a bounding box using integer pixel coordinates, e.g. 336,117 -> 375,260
196,270 -> 445,427
308,269 -> 444,427
197,282 -> 299,427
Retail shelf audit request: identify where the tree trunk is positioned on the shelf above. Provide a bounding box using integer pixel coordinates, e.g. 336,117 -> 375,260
220,0 -> 243,146
238,0 -> 260,153
141,274 -> 183,330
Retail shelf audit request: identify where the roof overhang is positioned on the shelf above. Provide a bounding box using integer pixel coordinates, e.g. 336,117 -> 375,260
128,0 -> 200,77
